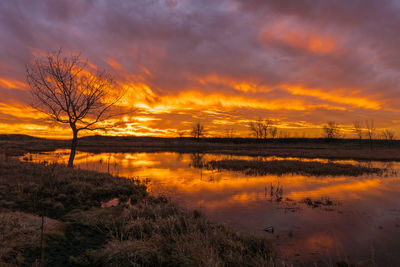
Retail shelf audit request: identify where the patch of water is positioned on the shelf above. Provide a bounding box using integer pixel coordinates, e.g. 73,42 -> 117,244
22,150 -> 400,265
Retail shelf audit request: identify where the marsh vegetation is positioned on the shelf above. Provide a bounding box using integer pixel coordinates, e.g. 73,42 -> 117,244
205,159 -> 384,176
0,157 -> 274,266
2,136 -> 400,266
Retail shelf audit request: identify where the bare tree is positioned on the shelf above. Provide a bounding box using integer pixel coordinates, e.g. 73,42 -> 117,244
365,119 -> 375,148
269,126 -> 278,139
191,122 -> 205,141
323,121 -> 340,139
382,129 -> 395,140
279,130 -> 291,139
261,119 -> 271,140
176,129 -> 185,139
26,49 -> 123,167
225,127 -> 235,139
353,121 -> 363,142
249,118 -> 270,140
249,121 -> 261,139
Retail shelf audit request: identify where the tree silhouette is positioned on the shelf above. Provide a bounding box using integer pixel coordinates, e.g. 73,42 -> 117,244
365,119 -> 375,148
225,127 -> 235,139
176,129 -> 185,139
323,121 -> 340,139
269,126 -> 278,139
26,49 -> 123,167
353,120 -> 363,143
191,122 -> 205,141
249,118 -> 271,140
382,129 -> 395,141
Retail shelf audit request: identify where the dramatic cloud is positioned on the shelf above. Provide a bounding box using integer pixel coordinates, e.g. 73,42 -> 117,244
1,0 -> 400,138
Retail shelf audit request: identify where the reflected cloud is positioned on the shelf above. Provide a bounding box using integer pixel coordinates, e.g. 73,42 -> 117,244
22,149 -> 400,264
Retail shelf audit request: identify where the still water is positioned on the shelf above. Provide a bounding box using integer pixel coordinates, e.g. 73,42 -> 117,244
23,150 -> 400,265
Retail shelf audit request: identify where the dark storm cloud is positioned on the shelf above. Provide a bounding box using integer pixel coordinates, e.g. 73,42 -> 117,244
237,0 -> 400,94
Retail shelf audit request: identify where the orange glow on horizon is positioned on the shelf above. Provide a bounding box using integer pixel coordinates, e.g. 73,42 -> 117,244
0,51 -> 397,138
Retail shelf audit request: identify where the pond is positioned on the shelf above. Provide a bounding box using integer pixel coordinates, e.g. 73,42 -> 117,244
22,149 -> 400,265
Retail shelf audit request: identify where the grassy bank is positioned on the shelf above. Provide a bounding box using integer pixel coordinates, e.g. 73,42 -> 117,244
0,156 -> 274,266
205,159 -> 384,176
62,136 -> 400,161
2,134 -> 400,161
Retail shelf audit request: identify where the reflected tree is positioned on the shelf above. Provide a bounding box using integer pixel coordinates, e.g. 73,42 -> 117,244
190,152 -> 205,168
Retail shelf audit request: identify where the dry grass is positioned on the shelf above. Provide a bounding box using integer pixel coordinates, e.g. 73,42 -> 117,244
67,202 -> 273,266
0,211 -> 63,266
0,157 -> 275,266
0,157 -> 147,218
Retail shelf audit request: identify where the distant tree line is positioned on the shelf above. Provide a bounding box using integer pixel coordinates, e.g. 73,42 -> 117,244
178,119 -> 397,147
249,118 -> 278,140
322,119 -> 396,148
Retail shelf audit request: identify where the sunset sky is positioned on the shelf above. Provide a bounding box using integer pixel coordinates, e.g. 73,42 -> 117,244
1,0 -> 400,138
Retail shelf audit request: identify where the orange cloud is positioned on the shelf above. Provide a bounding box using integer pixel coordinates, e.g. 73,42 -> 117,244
261,19 -> 337,54
0,78 -> 27,90
0,76 -> 388,138
0,58 -> 392,138
281,85 -> 382,110
0,103 -> 46,119
107,58 -> 123,70
151,90 -> 344,112
196,74 -> 269,93
193,74 -> 380,110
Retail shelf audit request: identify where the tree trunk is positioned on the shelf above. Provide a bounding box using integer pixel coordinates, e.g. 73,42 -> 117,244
68,127 -> 78,168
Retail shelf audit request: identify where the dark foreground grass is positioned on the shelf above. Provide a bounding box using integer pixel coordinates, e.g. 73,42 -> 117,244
0,156 -> 274,266
206,159 -> 384,176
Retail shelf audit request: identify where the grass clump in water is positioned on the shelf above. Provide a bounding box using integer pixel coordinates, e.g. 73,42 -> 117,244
301,197 -> 336,208
206,159 -> 384,176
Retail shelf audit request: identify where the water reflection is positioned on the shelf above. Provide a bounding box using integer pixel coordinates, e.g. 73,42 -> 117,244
189,152 -> 206,168
22,150 -> 400,265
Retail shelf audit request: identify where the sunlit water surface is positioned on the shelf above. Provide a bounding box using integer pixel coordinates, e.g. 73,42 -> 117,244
23,150 -> 400,265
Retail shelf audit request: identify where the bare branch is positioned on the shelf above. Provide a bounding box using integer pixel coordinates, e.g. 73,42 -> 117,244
365,119 -> 375,141
382,129 -> 395,141
26,49 -> 125,167
191,122 -> 205,140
